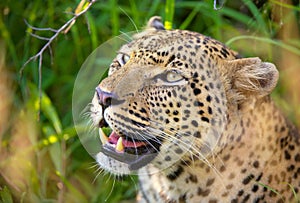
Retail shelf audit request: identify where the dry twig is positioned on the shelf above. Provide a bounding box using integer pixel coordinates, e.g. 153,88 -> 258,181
21,0 -> 97,108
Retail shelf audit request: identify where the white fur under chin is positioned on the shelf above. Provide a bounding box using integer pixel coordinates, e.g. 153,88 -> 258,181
96,152 -> 132,175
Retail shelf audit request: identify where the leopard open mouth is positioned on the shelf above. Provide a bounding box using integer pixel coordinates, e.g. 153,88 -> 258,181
98,126 -> 161,170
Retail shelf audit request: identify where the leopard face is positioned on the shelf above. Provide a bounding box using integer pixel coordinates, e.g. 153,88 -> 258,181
90,17 -> 280,175
90,27 -> 238,174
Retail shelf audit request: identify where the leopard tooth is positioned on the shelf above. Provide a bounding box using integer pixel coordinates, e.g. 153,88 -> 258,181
99,128 -> 109,145
116,137 -> 124,152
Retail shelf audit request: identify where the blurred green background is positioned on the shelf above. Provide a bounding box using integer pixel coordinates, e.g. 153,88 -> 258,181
0,0 -> 299,202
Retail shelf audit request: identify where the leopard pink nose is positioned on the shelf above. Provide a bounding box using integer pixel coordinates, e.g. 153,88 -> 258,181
95,87 -> 113,107
96,87 -> 125,107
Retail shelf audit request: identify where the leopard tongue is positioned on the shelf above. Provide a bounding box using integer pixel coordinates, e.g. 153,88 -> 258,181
98,128 -> 146,152
99,129 -> 124,152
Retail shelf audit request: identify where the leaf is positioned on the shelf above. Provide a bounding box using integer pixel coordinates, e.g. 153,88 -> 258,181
29,83 -> 62,134
0,186 -> 13,203
42,124 -> 62,174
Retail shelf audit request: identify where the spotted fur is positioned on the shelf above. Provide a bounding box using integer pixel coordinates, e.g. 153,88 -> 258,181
91,17 -> 300,202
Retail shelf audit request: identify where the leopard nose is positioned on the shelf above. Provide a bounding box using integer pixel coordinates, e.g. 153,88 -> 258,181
95,87 -> 113,106
95,87 -> 124,107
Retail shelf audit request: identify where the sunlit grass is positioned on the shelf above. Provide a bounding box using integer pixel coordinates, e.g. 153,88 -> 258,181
0,0 -> 299,202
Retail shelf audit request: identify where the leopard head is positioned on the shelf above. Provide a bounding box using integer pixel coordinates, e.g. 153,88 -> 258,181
90,17 -> 278,175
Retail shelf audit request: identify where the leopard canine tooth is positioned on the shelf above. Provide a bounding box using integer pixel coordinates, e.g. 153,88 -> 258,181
99,128 -> 109,145
116,137 -> 124,152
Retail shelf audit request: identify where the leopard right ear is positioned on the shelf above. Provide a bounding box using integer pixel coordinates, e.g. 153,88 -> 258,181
146,16 -> 165,30
222,57 -> 279,101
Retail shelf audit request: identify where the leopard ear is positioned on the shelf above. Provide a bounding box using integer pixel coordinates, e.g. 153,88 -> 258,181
146,16 -> 165,30
224,57 -> 279,100
133,16 -> 165,40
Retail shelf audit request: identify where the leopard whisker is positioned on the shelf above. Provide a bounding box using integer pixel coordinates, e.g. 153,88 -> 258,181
144,126 -> 209,164
119,6 -> 139,34
104,173 -> 116,202
134,130 -> 163,156
129,175 -> 139,194
145,121 -> 222,176
93,166 -> 105,184
116,34 -> 131,44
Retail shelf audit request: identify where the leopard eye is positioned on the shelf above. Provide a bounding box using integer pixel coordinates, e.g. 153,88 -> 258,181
165,70 -> 184,83
117,53 -> 130,66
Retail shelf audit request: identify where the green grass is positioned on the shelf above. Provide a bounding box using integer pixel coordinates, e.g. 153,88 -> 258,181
0,0 -> 299,202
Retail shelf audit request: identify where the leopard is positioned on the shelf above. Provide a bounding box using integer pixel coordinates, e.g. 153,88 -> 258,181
90,16 -> 300,202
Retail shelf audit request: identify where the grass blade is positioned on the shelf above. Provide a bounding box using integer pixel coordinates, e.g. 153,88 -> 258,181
0,186 -> 13,203
164,0 -> 175,30
226,35 -> 300,56
242,0 -> 268,35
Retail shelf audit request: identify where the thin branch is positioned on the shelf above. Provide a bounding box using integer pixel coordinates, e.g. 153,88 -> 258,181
27,32 -> 50,41
20,0 -> 97,120
84,14 -> 91,34
48,45 -> 53,65
21,0 -> 97,74
24,19 -> 58,32
38,54 -> 42,118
